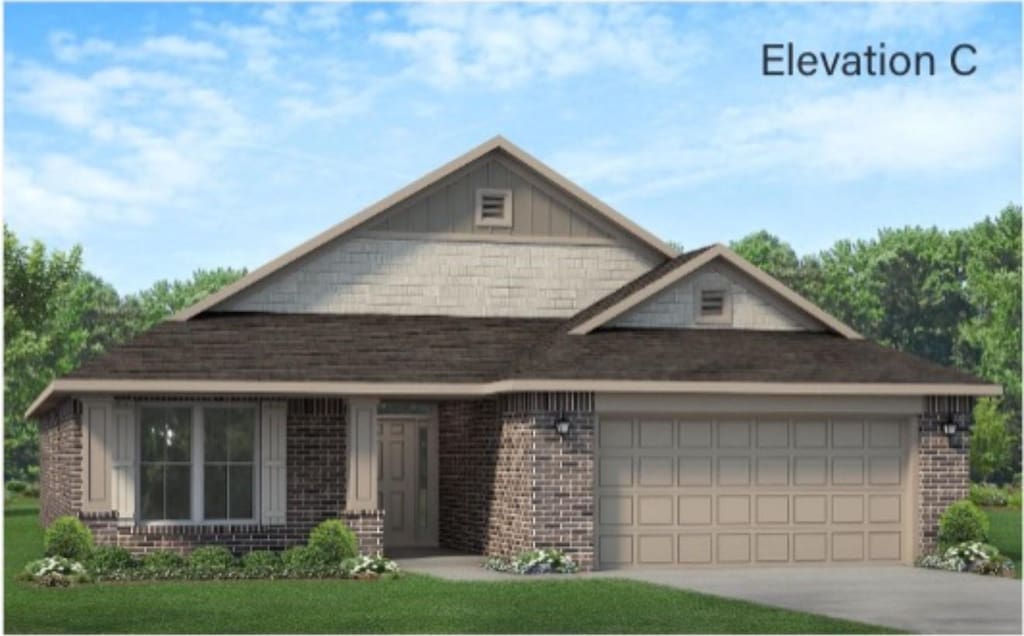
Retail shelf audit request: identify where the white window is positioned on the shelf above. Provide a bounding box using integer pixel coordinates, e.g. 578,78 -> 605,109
475,188 -> 512,228
695,286 -> 732,325
138,404 -> 258,523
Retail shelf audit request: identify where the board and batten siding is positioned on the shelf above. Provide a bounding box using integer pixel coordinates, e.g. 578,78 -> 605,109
611,261 -> 824,331
367,154 -> 612,240
220,237 -> 658,317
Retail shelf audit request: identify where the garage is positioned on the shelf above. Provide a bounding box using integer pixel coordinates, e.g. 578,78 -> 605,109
596,415 -> 913,568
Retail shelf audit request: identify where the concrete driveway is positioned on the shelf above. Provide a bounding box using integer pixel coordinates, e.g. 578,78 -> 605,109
395,552 -> 1022,634
599,566 -> 1022,634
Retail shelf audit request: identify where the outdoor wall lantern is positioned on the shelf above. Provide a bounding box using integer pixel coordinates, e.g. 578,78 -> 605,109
941,418 -> 959,437
554,415 -> 571,437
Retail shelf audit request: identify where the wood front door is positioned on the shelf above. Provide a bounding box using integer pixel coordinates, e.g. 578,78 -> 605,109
377,415 -> 438,548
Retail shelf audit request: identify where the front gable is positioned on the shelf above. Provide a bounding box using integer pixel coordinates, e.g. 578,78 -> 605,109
187,138 -> 672,319
610,259 -> 824,331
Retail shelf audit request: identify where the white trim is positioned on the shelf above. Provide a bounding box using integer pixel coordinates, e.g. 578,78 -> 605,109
569,244 -> 863,338
26,378 -> 1002,418
474,188 -> 513,228
171,136 -> 678,321
357,231 -> 617,247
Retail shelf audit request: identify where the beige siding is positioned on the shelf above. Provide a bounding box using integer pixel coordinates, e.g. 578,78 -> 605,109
221,237 -> 658,317
611,262 -> 824,331
367,153 -> 612,240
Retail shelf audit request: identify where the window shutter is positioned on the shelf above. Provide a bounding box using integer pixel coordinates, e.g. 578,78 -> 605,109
110,405 -> 136,521
260,401 -> 287,525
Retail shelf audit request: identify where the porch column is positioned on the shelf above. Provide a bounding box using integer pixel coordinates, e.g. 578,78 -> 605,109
346,398 -> 380,511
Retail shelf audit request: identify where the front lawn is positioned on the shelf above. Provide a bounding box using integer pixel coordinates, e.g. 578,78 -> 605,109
3,499 -> 893,634
985,506 -> 1023,577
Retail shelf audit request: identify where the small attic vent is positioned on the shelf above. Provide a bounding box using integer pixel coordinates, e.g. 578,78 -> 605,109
475,188 -> 512,228
700,289 -> 726,316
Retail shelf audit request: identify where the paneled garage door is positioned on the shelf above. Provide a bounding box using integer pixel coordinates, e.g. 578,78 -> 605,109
596,416 -> 912,568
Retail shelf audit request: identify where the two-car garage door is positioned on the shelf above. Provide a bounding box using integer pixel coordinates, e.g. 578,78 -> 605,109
596,416 -> 911,568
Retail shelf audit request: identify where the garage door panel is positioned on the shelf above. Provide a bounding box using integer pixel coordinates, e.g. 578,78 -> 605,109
678,495 -> 712,525
718,457 -> 751,485
600,457 -> 633,486
639,457 -> 674,487
599,496 -> 633,525
639,420 -> 674,448
678,533 -> 713,563
597,415 -> 909,569
638,495 -> 673,525
679,421 -> 712,448
638,535 -> 674,564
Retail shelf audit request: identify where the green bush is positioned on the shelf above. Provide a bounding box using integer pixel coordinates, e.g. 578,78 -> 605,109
24,483 -> 39,497
970,482 -> 1009,506
281,545 -> 320,570
43,516 -> 94,560
242,550 -> 282,575
141,550 -> 186,572
188,546 -> 236,571
5,479 -> 29,494
86,546 -> 136,574
308,519 -> 359,562
938,500 -> 990,548
1008,490 -> 1022,509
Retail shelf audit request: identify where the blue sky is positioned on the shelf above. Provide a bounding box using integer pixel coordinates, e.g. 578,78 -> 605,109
4,2 -> 1021,294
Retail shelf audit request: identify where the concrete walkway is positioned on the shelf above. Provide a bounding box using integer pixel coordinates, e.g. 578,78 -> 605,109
394,551 -> 1023,634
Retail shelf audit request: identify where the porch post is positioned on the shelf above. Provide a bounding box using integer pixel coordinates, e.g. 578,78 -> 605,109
346,398 -> 380,511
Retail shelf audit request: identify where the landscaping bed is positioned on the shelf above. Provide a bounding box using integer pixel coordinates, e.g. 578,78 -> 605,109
4,498 -> 895,634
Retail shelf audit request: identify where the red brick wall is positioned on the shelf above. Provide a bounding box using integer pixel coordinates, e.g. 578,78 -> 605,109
917,414 -> 971,555
38,399 -> 82,527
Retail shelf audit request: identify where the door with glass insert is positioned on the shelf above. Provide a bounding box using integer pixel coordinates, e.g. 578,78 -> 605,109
377,415 -> 438,548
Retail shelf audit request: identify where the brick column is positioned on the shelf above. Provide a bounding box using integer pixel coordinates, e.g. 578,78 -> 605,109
917,403 -> 971,556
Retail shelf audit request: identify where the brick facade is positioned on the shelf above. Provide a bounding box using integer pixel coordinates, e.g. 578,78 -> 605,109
917,408 -> 971,556
74,397 -> 384,556
438,395 -> 595,570
38,399 -> 82,527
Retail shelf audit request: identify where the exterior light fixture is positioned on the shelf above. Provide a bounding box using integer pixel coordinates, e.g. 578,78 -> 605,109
554,415 -> 571,437
941,419 -> 958,437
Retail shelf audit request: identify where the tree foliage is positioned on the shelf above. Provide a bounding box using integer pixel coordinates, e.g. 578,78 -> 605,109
3,225 -> 245,480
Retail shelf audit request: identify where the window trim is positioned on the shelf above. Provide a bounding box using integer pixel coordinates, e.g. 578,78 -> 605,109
474,188 -> 513,228
135,401 -> 261,527
694,285 -> 733,325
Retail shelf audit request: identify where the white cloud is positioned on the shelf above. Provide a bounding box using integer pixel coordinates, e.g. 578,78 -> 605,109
138,35 -> 226,60
371,4 -> 705,90
553,73 -> 1021,199
49,31 -> 226,63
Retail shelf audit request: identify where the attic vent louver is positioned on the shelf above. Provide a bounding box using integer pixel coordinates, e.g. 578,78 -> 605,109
475,188 -> 512,228
700,289 -> 726,316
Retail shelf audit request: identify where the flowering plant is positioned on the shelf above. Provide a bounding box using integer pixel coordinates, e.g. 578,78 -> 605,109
916,541 -> 1014,576
20,556 -> 90,586
347,553 -> 400,575
484,549 -> 578,575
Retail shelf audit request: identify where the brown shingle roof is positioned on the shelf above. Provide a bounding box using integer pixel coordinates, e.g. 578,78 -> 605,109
66,312 -> 987,386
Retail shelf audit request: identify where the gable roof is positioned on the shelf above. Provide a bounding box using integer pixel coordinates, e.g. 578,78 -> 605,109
26,312 -> 998,417
566,244 -> 863,339
172,135 -> 679,321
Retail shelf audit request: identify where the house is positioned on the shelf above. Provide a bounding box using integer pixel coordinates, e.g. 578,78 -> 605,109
28,136 -> 999,570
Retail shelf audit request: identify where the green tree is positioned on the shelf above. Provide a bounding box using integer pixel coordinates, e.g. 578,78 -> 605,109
970,397 -> 1016,483
119,268 -> 247,334
730,231 -> 803,291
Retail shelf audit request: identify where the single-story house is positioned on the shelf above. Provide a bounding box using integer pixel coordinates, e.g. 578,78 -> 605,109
28,136 -> 999,570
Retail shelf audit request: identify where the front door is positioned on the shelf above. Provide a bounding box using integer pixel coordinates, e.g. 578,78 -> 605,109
377,414 -> 438,548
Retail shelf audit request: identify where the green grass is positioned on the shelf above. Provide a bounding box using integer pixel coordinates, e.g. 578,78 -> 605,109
985,506 -> 1023,577
4,498 -> 894,634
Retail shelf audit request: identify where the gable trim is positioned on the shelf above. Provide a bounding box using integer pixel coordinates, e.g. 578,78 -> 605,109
172,136 -> 678,321
27,378 -> 1001,418
568,244 -> 863,339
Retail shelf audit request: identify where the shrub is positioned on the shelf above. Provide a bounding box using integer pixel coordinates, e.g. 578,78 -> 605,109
484,548 -> 578,575
24,483 -> 39,498
86,546 -> 136,575
347,553 -> 400,575
242,550 -> 282,575
141,550 -> 186,572
43,516 -> 94,560
917,541 -> 1014,576
969,399 -> 1015,483
938,500 -> 990,548
969,482 -> 1008,507
188,546 -> 236,572
281,545 -> 320,570
1008,489 -> 1022,509
5,479 -> 28,494
308,519 -> 359,562
20,556 -> 90,586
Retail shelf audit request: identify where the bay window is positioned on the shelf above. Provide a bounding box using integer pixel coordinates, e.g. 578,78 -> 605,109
138,403 -> 258,523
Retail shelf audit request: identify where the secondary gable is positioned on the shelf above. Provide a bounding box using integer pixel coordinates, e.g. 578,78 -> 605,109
610,259 -> 825,331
